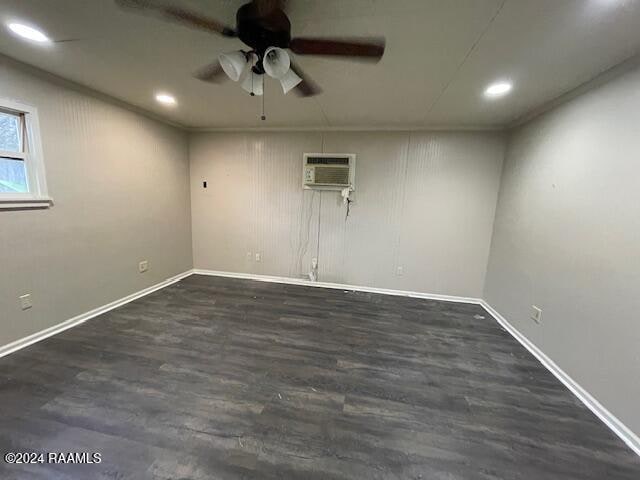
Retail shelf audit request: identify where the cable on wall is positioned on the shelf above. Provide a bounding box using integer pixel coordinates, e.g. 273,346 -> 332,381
391,132 -> 413,275
316,191 -> 322,264
314,132 -> 325,278
345,197 -> 353,221
294,189 -> 316,278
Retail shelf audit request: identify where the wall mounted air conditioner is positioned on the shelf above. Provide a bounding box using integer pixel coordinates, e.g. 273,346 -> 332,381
302,153 -> 356,190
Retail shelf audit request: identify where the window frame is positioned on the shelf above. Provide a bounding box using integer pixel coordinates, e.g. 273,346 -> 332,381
0,98 -> 52,210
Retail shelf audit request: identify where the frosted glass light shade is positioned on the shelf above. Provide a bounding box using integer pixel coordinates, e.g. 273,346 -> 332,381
263,47 -> 291,79
241,71 -> 264,96
219,51 -> 248,82
280,68 -> 302,94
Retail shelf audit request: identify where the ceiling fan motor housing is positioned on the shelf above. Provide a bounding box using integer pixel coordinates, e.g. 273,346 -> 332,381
236,2 -> 291,63
114,0 -> 385,97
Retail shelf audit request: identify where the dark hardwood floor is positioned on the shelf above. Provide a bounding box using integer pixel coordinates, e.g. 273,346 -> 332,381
1,274 -> 638,479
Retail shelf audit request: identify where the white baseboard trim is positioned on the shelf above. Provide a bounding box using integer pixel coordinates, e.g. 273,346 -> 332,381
0,269 -> 194,359
1,266 -> 637,457
192,269 -> 482,305
480,300 -> 640,457
193,270 -> 640,456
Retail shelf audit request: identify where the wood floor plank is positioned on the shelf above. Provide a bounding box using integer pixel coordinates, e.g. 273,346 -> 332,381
1,274 -> 638,479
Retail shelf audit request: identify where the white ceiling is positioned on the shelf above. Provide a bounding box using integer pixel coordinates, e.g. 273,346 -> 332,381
1,0 -> 639,130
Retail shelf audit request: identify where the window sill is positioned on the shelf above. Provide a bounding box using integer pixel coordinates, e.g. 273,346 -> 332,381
0,197 -> 54,210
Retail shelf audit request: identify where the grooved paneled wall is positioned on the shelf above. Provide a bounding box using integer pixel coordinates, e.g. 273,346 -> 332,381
0,56 -> 192,347
190,131 -> 505,298
485,63 -> 640,435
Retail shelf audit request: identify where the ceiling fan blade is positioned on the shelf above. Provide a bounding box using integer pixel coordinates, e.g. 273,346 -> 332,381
289,61 -> 321,97
115,0 -> 236,37
194,60 -> 227,84
289,37 -> 385,62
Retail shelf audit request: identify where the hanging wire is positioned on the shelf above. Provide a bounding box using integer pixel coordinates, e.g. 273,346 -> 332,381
316,191 -> 322,267
345,197 -> 353,221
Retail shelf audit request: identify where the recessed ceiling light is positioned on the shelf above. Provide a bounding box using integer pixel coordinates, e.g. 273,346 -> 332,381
7,22 -> 51,44
155,93 -> 177,106
484,81 -> 513,98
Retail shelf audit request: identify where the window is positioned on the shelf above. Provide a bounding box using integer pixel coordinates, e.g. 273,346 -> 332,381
0,99 -> 51,209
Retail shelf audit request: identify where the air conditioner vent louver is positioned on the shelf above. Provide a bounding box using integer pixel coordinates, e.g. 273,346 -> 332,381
314,167 -> 350,185
303,153 -> 356,191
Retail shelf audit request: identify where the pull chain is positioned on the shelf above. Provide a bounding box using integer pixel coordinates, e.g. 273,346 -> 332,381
261,84 -> 266,121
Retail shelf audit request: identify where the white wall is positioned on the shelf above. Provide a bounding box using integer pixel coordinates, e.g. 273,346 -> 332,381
484,64 -> 640,434
0,56 -> 192,347
190,130 -> 505,298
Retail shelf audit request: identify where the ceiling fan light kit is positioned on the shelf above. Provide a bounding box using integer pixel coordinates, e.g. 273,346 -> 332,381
218,50 -> 250,82
116,0 -> 385,114
263,47 -> 291,79
241,70 -> 264,96
279,68 -> 303,94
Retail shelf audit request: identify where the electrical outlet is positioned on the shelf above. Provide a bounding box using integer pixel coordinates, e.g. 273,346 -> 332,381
20,294 -> 32,310
396,266 -> 404,276
531,305 -> 542,324
139,260 -> 149,273
246,252 -> 252,261
255,253 -> 262,262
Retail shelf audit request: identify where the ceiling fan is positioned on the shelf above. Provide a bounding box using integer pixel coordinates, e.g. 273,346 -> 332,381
115,0 -> 385,98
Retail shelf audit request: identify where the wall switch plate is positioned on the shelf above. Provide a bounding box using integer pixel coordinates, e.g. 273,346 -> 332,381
531,305 -> 542,324
20,294 -> 32,310
396,266 -> 404,276
255,253 -> 262,262
139,260 -> 149,273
